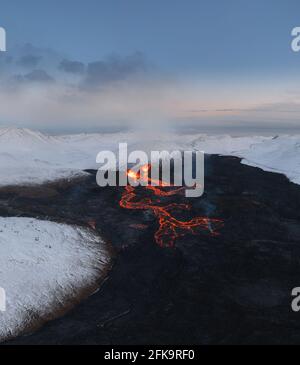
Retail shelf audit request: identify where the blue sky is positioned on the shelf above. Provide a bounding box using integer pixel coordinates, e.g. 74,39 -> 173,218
2,0 -> 299,72
0,0 -> 300,133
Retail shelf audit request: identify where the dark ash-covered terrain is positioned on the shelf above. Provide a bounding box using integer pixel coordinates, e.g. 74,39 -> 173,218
1,155 -> 300,345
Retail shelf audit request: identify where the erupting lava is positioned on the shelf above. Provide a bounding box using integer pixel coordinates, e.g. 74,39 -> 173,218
120,165 -> 223,247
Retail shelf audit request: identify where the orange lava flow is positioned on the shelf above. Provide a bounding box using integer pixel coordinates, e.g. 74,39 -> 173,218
119,165 -> 223,247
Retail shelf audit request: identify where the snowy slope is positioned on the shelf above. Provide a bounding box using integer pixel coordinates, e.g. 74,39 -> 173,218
238,136 -> 300,185
0,127 -> 299,187
190,134 -> 270,155
0,128 -> 90,185
0,217 -> 110,342
191,134 -> 300,184
0,128 -> 191,185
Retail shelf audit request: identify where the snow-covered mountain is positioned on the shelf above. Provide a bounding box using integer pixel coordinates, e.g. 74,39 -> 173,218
0,127 -> 299,186
0,127 -> 57,144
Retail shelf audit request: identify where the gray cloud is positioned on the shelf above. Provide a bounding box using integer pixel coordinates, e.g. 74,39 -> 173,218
58,59 -> 85,74
17,55 -> 42,68
24,69 -> 54,83
82,52 -> 147,89
0,45 -> 148,93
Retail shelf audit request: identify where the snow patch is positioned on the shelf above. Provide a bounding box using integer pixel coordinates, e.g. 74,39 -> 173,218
0,217 -> 110,342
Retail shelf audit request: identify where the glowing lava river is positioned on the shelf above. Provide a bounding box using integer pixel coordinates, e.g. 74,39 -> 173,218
120,165 -> 224,247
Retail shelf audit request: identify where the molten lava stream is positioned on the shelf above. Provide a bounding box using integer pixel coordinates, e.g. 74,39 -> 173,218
119,165 -> 223,247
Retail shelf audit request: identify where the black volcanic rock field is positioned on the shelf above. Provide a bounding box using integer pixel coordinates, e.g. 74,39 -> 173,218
2,155 -> 300,345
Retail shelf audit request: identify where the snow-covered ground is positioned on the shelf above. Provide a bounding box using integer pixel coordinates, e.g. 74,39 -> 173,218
0,217 -> 110,342
239,136 -> 300,185
0,127 -> 299,186
190,134 -> 300,185
189,134 -> 298,184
